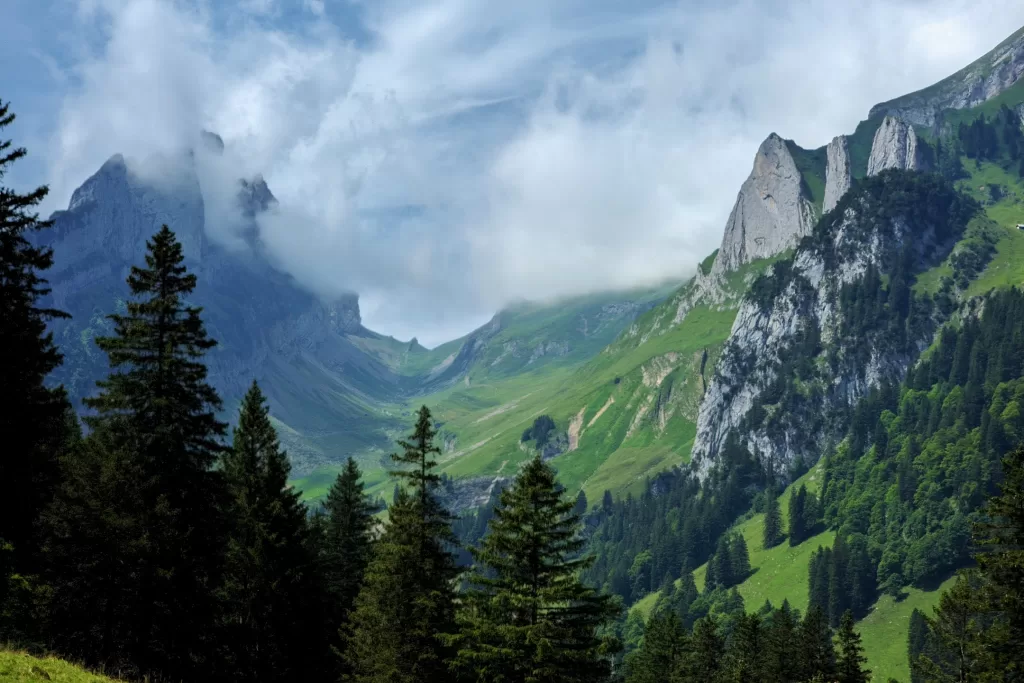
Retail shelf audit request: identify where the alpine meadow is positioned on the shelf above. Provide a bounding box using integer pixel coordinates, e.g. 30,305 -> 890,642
8,4 -> 1024,683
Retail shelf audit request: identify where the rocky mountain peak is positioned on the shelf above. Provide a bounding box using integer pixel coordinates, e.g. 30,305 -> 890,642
823,135 -> 852,214
867,116 -> 926,176
710,133 -> 815,276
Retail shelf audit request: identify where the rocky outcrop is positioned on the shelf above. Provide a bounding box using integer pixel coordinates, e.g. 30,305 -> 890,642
823,135 -> 852,213
692,173 -> 969,479
711,133 -> 816,276
867,116 -> 926,176
869,27 -> 1024,127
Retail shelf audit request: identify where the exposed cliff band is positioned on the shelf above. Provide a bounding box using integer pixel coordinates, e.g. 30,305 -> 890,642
710,133 -> 816,276
866,116 -> 926,176
822,135 -> 851,214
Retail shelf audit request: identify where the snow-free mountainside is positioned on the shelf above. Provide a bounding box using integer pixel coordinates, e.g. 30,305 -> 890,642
12,22 -> 1024,683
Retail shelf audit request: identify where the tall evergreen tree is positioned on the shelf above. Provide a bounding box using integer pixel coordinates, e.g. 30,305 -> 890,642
974,442 -> 1024,677
320,456 -> 378,671
723,612 -> 765,682
730,534 -> 750,582
625,613 -> 688,683
799,605 -> 836,682
908,608 -> 930,683
344,406 -> 460,683
835,610 -> 870,683
453,455 -> 620,682
789,485 -> 808,546
763,490 -> 783,550
914,570 -> 992,683
0,99 -> 71,585
218,382 -> 313,682
688,616 -> 724,681
44,226 -> 226,681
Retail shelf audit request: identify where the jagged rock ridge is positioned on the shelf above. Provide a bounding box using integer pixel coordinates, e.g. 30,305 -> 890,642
823,135 -> 851,213
870,27 -> 1024,127
867,116 -> 926,176
711,133 -> 816,276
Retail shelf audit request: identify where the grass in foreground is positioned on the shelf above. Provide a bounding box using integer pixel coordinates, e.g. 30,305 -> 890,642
0,650 -> 118,682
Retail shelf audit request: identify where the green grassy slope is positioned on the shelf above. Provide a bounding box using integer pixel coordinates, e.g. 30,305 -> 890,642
630,463 -> 950,682
0,651 -> 118,682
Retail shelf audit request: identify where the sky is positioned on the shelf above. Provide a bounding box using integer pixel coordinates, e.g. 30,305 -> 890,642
3,0 -> 1024,346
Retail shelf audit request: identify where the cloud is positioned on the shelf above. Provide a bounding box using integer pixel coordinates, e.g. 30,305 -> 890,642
16,0 -> 1024,345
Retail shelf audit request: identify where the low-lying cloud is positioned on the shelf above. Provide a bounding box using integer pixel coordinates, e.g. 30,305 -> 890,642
13,0 -> 1024,345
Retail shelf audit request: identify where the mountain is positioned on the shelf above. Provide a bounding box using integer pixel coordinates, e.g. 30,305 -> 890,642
40,144 -> 668,477
564,23 -> 1024,682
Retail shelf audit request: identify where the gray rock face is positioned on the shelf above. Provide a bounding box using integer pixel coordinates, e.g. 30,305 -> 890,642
823,135 -> 852,213
40,147 -> 394,474
867,116 -> 925,176
711,133 -> 816,276
691,180 -> 961,479
869,28 -> 1024,127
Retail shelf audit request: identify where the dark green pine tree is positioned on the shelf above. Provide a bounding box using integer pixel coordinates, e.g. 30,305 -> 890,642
799,605 -> 836,682
788,485 -> 808,546
730,534 -> 751,582
723,612 -> 765,682
914,570 -> 993,682
321,457 -> 378,671
764,601 -> 800,682
687,615 -> 724,681
218,381 -> 313,682
908,608 -> 930,683
624,612 -> 688,683
344,406 -> 460,683
44,225 -> 226,682
454,454 -> 620,683
0,100 -> 72,586
763,490 -> 783,550
835,610 -> 870,683
974,442 -> 1024,677
575,489 -> 589,517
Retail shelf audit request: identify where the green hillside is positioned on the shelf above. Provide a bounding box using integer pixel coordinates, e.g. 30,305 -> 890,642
0,651 -> 118,682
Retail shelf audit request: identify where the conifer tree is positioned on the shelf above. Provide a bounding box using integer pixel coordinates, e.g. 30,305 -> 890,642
688,615 -> 724,681
789,485 -> 808,546
763,490 -> 783,549
453,455 -> 620,683
975,442 -> 1024,675
624,613 -> 688,683
908,608 -> 930,683
0,100 -> 71,583
44,226 -> 226,681
799,605 -> 836,682
914,570 -> 993,682
345,406 -> 460,683
218,381 -> 313,682
764,602 -> 800,682
320,457 -> 378,671
730,534 -> 751,581
835,610 -> 870,683
723,612 -> 765,682
576,490 -> 589,517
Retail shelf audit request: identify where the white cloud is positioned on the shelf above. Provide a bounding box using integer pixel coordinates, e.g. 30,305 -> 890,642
24,0 -> 1024,345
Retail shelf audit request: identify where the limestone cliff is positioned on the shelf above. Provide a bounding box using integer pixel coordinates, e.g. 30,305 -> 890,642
867,116 -> 926,176
711,133 -> 816,276
869,27 -> 1024,128
823,135 -> 851,213
691,172 -> 974,479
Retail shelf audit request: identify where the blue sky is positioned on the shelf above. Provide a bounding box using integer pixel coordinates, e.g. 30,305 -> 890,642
4,0 -> 1024,345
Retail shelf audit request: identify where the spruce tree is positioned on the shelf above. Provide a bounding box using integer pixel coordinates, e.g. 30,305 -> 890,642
835,610 -> 870,683
218,382 -> 313,682
575,489 -> 589,517
453,455 -> 620,683
624,613 -> 688,683
723,612 -> 765,682
799,605 -> 836,682
763,490 -> 783,549
914,570 -> 993,682
45,225 -> 226,681
345,406 -> 460,683
0,99 -> 71,584
764,602 -> 800,682
789,485 -> 808,546
908,608 -> 930,683
321,457 -> 378,671
975,442 -> 1024,676
730,534 -> 750,581
687,615 -> 724,681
